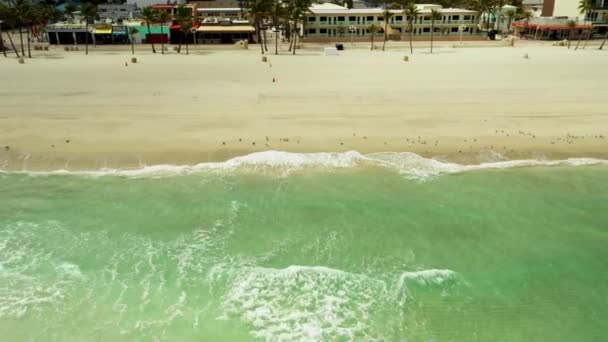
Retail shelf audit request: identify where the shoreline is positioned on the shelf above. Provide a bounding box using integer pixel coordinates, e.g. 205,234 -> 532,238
2,150 -> 608,180
1,44 -> 607,170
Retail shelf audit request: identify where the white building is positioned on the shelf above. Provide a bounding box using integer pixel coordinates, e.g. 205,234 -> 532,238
98,4 -> 139,20
304,3 -> 479,41
542,0 -> 608,22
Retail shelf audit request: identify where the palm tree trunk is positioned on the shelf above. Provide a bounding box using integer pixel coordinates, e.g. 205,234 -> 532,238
288,23 -> 294,52
18,26 -> 25,56
430,20 -> 434,53
275,27 -> 278,55
382,21 -> 387,51
599,31 -> 607,50
147,23 -> 156,53
185,33 -> 189,55
257,21 -> 264,54
409,21 -> 413,54
131,33 -> 135,55
26,28 -> 31,58
575,29 -> 582,50
0,28 -> 7,57
582,29 -> 591,49
55,31 -> 60,45
292,21 -> 297,55
263,28 -> 268,52
6,29 -> 20,57
161,26 -> 165,54
85,23 -> 89,55
568,29 -> 573,49
370,30 -> 374,50
178,33 -> 182,53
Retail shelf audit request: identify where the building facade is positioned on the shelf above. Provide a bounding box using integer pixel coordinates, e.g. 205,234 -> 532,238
542,0 -> 608,21
303,4 -> 480,41
98,4 -> 139,20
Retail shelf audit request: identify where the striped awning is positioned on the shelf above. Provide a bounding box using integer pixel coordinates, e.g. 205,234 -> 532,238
197,25 -> 255,33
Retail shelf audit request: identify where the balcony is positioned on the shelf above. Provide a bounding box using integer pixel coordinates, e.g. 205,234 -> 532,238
306,20 -> 477,27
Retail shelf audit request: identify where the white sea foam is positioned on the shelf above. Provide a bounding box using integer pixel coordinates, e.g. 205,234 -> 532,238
2,150 -> 606,180
221,265 -> 387,341
398,269 -> 459,286
221,265 -> 463,341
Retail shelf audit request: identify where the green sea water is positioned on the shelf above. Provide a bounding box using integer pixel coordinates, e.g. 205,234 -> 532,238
1,159 -> 608,341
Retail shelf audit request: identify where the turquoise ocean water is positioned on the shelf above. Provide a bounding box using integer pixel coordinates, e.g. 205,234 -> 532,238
1,151 -> 607,341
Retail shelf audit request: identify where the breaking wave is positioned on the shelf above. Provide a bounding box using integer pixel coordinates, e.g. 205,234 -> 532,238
220,265 -> 465,341
1,150 -> 606,180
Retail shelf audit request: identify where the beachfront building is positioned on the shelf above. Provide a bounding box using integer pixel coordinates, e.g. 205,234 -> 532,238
46,22 -> 167,45
98,4 -> 139,21
154,1 -> 254,44
523,0 -> 544,17
303,3 -> 480,42
542,0 -> 608,22
47,23 -> 92,45
522,0 -> 608,37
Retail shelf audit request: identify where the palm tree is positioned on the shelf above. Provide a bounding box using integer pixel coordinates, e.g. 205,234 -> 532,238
403,2 -> 419,54
521,9 -> 532,35
504,8 -> 516,34
64,2 -> 76,22
157,10 -> 170,54
0,3 -> 21,57
0,3 -> 8,57
285,0 -> 310,55
566,20 -> 576,49
369,23 -> 379,50
180,20 -> 192,55
174,4 -> 191,54
246,0 -> 269,54
81,3 -> 97,55
129,27 -> 138,55
141,7 -> 157,53
429,8 -> 441,53
32,4 -> 61,44
599,12 -> 608,50
578,0 -> 593,49
238,0 -> 245,19
10,0 -> 31,57
269,0 -> 284,55
380,3 -> 395,51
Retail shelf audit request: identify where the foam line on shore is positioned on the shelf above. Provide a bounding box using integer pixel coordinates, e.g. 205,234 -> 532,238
1,150 -> 607,180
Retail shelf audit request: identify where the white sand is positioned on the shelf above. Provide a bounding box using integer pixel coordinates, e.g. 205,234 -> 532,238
1,43 -> 607,170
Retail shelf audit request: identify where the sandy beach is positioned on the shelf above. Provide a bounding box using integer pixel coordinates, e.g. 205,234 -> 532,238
1,42 -> 607,170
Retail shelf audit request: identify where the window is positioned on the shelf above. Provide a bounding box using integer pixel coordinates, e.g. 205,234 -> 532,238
464,15 -> 471,20
320,16 -> 327,21
120,9 -> 126,11
395,16 -> 403,21
307,28 -> 316,34
423,27 -> 430,32
451,27 -> 458,32
337,16 -> 345,21
320,28 -> 327,34
378,16 -> 384,21
452,15 -> 460,20
308,17 -> 316,22
349,16 -> 356,21
367,16 -> 374,21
